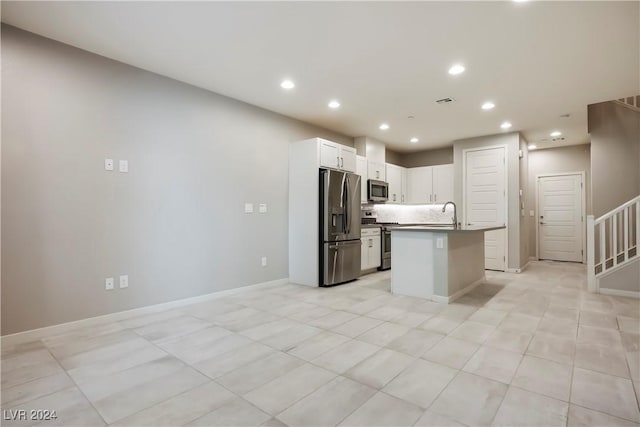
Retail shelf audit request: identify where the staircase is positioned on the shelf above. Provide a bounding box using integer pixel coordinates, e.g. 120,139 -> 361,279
587,195 -> 640,296
614,96 -> 640,113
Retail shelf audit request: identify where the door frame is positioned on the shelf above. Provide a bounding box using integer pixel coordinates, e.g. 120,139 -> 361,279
535,171 -> 586,263
462,144 -> 509,270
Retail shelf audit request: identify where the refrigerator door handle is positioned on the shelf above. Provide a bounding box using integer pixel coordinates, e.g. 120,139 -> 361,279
345,175 -> 350,235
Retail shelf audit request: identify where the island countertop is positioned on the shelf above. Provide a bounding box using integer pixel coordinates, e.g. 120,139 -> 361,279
390,224 -> 506,233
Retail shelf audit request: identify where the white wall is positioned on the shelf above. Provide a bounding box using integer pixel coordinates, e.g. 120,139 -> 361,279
1,25 -> 353,334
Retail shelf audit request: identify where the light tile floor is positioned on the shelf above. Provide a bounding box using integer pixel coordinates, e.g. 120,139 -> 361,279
2,261 -> 640,426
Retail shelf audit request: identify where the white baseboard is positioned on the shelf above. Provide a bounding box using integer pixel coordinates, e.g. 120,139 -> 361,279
529,256 -> 538,261
598,287 -> 640,299
431,277 -> 485,304
1,278 -> 289,346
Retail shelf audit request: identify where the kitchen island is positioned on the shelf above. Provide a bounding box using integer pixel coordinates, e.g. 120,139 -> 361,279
391,225 -> 506,303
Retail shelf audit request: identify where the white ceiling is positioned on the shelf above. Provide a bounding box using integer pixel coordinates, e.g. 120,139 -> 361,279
2,1 -> 639,153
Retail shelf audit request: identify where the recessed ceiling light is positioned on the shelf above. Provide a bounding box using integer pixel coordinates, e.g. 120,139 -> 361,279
328,100 -> 340,109
500,121 -> 512,129
379,123 -> 390,130
448,64 -> 465,75
410,137 -> 419,143
481,102 -> 495,110
528,144 -> 537,150
550,131 -> 562,137
513,0 -> 529,3
280,80 -> 295,89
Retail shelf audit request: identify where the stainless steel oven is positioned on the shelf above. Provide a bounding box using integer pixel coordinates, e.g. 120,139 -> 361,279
379,225 -> 392,270
367,179 -> 388,203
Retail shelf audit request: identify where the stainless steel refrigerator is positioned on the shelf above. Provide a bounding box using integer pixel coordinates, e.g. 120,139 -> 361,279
320,169 -> 362,286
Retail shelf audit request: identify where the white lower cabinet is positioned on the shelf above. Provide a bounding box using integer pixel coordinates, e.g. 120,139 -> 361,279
361,228 -> 381,271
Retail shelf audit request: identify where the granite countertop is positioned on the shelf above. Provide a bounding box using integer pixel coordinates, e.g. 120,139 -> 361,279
391,224 -> 506,233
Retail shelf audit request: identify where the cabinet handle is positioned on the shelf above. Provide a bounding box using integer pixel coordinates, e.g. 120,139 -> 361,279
337,156 -> 340,167
376,171 -> 380,179
434,194 -> 437,202
341,157 -> 344,168
429,194 -> 432,202
393,194 -> 396,202
369,238 -> 373,248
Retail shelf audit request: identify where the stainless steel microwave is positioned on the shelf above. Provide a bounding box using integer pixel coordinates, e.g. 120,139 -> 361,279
367,179 -> 388,202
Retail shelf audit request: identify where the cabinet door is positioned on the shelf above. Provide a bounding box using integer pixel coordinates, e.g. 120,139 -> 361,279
386,164 -> 402,203
369,236 -> 381,268
361,236 -> 369,270
367,161 -> 386,181
400,167 -> 408,204
407,166 -> 433,204
340,146 -> 357,173
433,164 -> 454,204
356,156 -> 368,203
319,141 -> 340,169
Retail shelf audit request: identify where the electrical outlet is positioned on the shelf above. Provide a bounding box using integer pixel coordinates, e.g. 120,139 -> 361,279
105,159 -> 114,171
261,257 -> 267,267
119,275 -> 129,289
259,204 -> 267,213
105,277 -> 114,290
119,160 -> 129,173
245,203 -> 254,213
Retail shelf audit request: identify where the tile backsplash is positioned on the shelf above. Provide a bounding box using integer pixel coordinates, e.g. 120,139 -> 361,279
364,204 -> 455,224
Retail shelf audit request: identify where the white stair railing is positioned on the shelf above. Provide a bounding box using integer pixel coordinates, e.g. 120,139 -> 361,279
588,195 -> 640,292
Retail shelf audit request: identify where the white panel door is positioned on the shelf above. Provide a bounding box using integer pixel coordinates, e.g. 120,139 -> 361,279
386,164 -> 402,203
538,174 -> 583,262
319,141 -> 339,170
465,147 -> 506,271
340,146 -> 357,173
433,164 -> 454,204
407,166 -> 433,204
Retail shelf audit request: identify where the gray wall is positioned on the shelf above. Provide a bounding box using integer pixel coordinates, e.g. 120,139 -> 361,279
400,147 -> 454,168
453,132 -> 522,270
527,144 -> 591,260
588,101 -> 640,217
1,25 -> 353,335
385,149 -> 403,166
519,135 -> 530,267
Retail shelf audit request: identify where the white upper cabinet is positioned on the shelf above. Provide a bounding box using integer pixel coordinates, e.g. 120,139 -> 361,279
407,166 -> 433,204
432,164 -> 454,204
406,164 -> 453,204
386,163 -> 403,204
367,160 -> 386,181
319,139 -> 356,173
356,155 -> 368,203
400,168 -> 408,204
340,146 -> 357,173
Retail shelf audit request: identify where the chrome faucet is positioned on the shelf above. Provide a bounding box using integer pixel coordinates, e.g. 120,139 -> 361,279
442,201 -> 458,228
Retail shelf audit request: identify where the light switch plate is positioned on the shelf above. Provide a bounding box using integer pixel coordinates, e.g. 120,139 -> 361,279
436,238 -> 444,249
259,204 -> 267,213
105,277 -> 114,290
529,210 -> 535,217
245,203 -> 254,213
119,275 -> 129,289
105,159 -> 114,171
119,160 -> 128,173
261,257 -> 267,267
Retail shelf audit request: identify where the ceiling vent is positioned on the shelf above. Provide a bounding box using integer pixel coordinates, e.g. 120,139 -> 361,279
435,97 -> 455,104
551,137 -> 566,142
